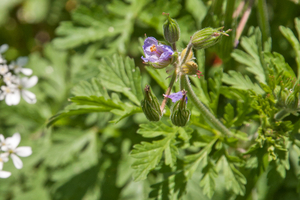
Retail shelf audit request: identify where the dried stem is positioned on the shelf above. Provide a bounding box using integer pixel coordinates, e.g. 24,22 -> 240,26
235,0 -> 254,47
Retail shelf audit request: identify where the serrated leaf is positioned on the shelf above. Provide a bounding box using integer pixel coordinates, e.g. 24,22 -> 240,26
279,25 -> 300,77
199,159 -> 217,199
184,139 -> 217,178
137,121 -> 177,138
217,156 -> 246,196
99,55 -> 142,105
231,28 -> 266,83
223,103 -> 234,127
130,132 -> 178,181
223,70 -> 264,94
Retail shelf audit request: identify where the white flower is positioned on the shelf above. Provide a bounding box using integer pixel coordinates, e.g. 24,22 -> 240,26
2,76 -> 38,105
3,72 -> 17,85
0,64 -> 8,75
2,133 -> 32,169
0,84 -> 19,105
9,57 -> 32,76
0,153 -> 11,178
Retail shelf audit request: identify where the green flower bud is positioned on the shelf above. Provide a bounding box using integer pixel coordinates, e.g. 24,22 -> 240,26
141,85 -> 162,121
285,92 -> 299,110
191,27 -> 231,50
163,13 -> 180,44
170,90 -> 191,126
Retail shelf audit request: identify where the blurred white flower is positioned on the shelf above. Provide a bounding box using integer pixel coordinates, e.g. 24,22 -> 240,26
2,133 -> 32,169
3,72 -> 17,85
1,76 -> 38,105
9,57 -> 32,76
0,153 -> 10,179
0,85 -> 19,106
0,64 -> 8,75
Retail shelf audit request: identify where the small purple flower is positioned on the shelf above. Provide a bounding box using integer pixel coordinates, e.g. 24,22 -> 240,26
141,37 -> 174,69
164,91 -> 188,103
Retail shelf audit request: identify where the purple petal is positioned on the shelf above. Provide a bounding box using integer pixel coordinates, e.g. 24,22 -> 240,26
164,91 -> 188,103
143,37 -> 158,55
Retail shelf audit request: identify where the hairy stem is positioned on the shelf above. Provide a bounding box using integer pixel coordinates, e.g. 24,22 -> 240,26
160,72 -> 177,112
179,42 -> 193,66
184,75 -> 232,136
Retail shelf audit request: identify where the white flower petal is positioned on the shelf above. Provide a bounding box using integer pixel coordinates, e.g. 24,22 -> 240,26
6,91 -> 20,106
0,134 -> 4,142
21,68 -> 33,76
15,146 -> 32,157
21,90 -> 36,104
11,154 -> 23,169
6,133 -> 21,149
22,76 -> 38,88
0,153 -> 9,162
0,170 -> 11,178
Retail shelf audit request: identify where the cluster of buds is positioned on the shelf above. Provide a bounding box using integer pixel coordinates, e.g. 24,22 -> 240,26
141,13 -> 230,126
0,44 -> 38,106
0,133 -> 32,178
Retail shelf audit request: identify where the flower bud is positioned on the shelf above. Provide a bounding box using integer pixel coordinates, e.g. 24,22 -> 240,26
285,92 -> 299,110
170,90 -> 191,126
141,85 -> 162,121
191,27 -> 231,50
163,13 -> 180,44
181,61 -> 203,78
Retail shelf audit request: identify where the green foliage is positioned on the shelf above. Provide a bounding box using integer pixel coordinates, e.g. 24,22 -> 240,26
2,1 -> 300,200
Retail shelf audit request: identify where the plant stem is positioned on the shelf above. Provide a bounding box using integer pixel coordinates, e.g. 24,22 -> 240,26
274,109 -> 290,121
179,42 -> 193,66
160,70 -> 177,113
184,75 -> 232,136
160,42 -> 180,113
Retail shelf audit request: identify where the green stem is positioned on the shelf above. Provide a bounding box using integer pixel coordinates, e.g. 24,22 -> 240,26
274,109 -> 290,121
160,69 -> 177,112
179,42 -> 193,66
184,75 -> 232,136
180,75 -> 185,91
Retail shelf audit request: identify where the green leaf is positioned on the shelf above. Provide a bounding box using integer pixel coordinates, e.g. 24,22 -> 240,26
137,121 -> 178,138
217,156 -> 247,196
222,70 -> 264,94
231,27 -> 267,83
208,67 -> 223,114
184,139 -> 217,179
223,103 -> 235,127
279,24 -> 300,77
99,55 -> 143,105
199,159 -> 217,199
130,132 -> 178,181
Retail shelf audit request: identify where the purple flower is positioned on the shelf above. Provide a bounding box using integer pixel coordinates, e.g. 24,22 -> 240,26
141,37 -> 174,69
164,91 -> 188,103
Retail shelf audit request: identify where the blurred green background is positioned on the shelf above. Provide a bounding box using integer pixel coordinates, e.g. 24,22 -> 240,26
1,0 -> 300,200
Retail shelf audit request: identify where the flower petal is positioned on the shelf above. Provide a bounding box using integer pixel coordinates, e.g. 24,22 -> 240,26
0,134 -> 4,142
22,76 -> 38,88
11,154 -> 23,169
21,90 -> 36,104
6,133 -> 21,149
15,146 -> 32,157
21,68 -> 33,76
6,91 -> 20,106
0,170 -> 11,178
